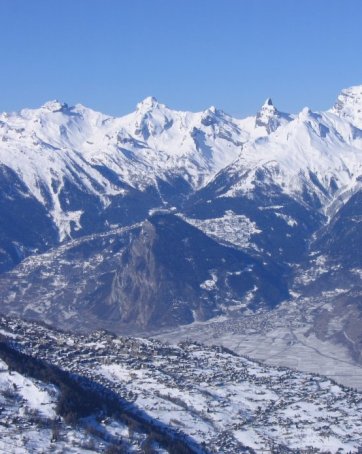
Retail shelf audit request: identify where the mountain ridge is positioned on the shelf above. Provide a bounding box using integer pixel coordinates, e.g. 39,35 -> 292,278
0,85 -> 361,365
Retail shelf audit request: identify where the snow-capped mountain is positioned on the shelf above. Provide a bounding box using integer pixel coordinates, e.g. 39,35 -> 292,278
331,85 -> 362,129
1,87 -> 361,233
184,94 -> 362,269
254,97 -> 292,133
1,86 -> 361,228
202,105 -> 362,210
0,85 -> 361,363
0,96 -> 249,239
0,95 -> 262,271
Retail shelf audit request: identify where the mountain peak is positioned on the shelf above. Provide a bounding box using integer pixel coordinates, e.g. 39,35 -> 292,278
41,100 -> 69,112
255,98 -> 280,133
136,96 -> 159,111
207,105 -> 217,114
332,85 -> 362,128
263,98 -> 274,107
339,85 -> 362,97
255,98 -> 292,134
200,106 -> 223,126
300,106 -> 312,118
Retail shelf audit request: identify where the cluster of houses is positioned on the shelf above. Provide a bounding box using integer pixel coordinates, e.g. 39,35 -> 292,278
1,316 -> 362,453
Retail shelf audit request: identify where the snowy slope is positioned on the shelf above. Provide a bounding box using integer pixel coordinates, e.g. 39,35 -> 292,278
1,316 -> 362,454
0,85 -> 360,248
0,328 -> 201,453
0,97 -> 251,240
331,85 -> 362,129
207,107 -> 362,213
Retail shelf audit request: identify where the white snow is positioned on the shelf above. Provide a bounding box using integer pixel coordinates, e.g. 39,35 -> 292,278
1,85 -> 361,240
331,85 -> 362,129
181,210 -> 261,249
220,107 -> 362,213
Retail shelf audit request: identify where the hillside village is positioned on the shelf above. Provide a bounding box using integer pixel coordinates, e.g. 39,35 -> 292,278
0,316 -> 361,453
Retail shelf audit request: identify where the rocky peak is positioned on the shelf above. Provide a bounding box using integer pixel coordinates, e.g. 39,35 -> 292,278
263,98 -> 274,108
332,85 -> 362,129
201,105 -> 224,126
134,97 -> 172,139
136,96 -> 160,112
255,98 -> 290,134
41,100 -> 69,112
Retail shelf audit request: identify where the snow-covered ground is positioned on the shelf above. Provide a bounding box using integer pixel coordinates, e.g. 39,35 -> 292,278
0,358 -> 138,453
180,210 -> 261,249
0,317 -> 361,453
157,297 -> 362,391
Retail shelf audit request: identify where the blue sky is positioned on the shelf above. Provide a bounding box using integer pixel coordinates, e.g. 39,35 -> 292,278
1,0 -> 361,117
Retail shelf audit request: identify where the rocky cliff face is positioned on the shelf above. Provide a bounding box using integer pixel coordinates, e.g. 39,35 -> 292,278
111,214 -> 289,330
0,214 -> 289,333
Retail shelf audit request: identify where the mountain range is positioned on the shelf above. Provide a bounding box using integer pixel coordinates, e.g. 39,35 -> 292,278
0,85 -> 361,371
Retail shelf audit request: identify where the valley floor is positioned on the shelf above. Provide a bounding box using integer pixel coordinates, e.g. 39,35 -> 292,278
156,301 -> 362,391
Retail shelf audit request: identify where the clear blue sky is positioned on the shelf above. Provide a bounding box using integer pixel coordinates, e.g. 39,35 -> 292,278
1,0 -> 361,117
